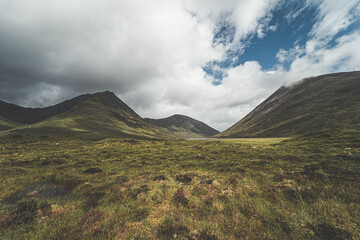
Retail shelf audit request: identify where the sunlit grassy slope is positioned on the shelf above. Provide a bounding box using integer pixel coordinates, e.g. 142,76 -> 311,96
0,92 -> 174,140
219,71 -> 360,138
0,126 -> 359,239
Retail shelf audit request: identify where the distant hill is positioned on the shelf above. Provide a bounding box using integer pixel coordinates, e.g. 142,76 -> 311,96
144,114 -> 219,138
218,71 -> 360,137
0,91 -> 173,140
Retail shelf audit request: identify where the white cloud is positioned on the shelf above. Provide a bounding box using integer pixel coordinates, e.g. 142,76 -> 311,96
277,45 -> 305,63
135,61 -> 286,131
279,0 -> 360,83
286,31 -> 360,82
310,0 -> 360,42
185,0 -> 281,47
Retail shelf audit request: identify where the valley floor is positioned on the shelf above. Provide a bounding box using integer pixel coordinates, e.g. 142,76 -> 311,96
0,133 -> 359,239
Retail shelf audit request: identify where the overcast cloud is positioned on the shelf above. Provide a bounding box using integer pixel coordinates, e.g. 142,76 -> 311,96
0,0 -> 359,130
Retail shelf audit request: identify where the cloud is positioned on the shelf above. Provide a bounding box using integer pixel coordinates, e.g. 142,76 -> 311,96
134,61 -> 286,131
0,0 -> 359,131
309,0 -> 360,42
278,0 -> 360,83
286,31 -> 360,82
276,45 -> 305,63
0,0 -> 224,94
185,0 -> 281,48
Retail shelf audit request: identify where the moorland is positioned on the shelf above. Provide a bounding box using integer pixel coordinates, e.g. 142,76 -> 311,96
0,71 -> 359,239
0,128 -> 359,239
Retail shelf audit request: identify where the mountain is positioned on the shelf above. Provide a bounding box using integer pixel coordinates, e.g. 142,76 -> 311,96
218,71 -> 360,138
144,114 -> 219,138
0,91 -> 173,140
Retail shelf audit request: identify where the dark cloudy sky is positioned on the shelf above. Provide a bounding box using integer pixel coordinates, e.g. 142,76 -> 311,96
0,0 -> 359,130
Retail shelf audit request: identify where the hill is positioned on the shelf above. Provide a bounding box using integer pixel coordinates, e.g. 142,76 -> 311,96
218,71 -> 360,137
0,91 -> 173,140
144,114 -> 219,138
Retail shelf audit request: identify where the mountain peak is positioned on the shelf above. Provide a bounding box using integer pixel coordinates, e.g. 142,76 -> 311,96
170,114 -> 191,119
93,90 -> 116,96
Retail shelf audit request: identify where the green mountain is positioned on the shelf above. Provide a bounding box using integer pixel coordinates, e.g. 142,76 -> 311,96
0,91 -> 173,140
144,114 -> 219,138
218,71 -> 360,138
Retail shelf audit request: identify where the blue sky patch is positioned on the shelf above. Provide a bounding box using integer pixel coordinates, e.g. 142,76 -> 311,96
203,0 -> 359,84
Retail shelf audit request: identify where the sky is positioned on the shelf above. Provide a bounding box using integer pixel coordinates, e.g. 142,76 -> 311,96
0,0 -> 359,131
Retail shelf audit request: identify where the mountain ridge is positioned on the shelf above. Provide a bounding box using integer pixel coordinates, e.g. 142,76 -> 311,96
218,71 -> 360,137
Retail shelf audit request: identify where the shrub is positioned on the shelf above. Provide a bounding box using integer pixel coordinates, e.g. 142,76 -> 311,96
172,187 -> 189,207
176,173 -> 193,183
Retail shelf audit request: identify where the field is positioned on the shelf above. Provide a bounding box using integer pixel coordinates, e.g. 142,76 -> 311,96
0,130 -> 359,239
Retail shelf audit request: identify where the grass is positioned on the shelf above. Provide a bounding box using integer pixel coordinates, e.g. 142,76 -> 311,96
210,137 -> 291,146
0,132 -> 359,239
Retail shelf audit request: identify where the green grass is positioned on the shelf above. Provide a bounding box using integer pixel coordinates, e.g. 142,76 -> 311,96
162,126 -> 212,139
0,132 -> 359,239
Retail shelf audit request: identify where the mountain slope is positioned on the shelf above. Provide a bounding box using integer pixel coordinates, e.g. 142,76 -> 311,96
144,114 -> 219,138
0,96 -> 85,125
0,91 -> 173,140
218,71 -> 360,137
0,116 -> 20,131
